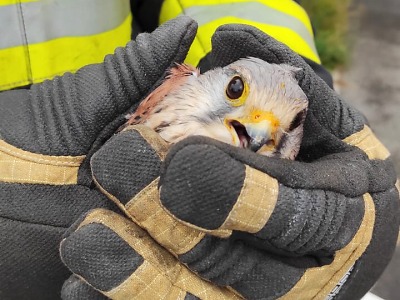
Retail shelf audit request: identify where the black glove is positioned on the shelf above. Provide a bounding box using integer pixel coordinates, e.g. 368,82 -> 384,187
59,23 -> 399,300
0,16 -> 197,300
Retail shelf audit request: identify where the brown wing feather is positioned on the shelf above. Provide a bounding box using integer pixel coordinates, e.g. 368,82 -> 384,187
124,63 -> 199,127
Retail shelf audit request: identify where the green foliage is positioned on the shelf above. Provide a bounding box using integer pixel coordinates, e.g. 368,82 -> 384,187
301,0 -> 352,70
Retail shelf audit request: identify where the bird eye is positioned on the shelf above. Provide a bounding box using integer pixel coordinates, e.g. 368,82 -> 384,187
225,76 -> 248,107
226,76 -> 244,99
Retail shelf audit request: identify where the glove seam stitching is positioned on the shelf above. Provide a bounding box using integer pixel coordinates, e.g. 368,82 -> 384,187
0,214 -> 68,229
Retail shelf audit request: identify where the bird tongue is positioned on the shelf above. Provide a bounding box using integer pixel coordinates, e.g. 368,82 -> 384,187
239,133 -> 249,148
230,120 -> 251,149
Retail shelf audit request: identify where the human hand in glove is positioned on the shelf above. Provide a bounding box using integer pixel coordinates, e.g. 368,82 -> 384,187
0,16 -> 197,300
60,24 -> 400,300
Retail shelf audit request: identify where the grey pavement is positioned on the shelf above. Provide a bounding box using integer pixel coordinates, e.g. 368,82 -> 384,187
339,0 -> 400,174
337,0 -> 400,299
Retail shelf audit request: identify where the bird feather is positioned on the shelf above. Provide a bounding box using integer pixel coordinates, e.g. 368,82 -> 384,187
125,63 -> 200,126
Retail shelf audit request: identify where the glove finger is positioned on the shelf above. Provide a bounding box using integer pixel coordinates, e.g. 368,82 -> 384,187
176,194 -> 376,300
161,136 -> 395,204
158,137 -> 396,247
61,275 -> 108,300
91,126 -> 209,256
60,209 -> 239,300
90,126 -> 167,207
0,16 -> 197,156
209,24 -> 366,141
179,234 -> 307,299
164,185 -> 397,299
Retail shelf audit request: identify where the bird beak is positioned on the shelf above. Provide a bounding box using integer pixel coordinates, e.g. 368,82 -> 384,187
225,110 -> 280,153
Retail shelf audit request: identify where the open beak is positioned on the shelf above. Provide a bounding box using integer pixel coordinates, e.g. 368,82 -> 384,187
225,110 -> 280,153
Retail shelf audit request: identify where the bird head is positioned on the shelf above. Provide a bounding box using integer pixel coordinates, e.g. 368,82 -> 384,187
130,57 -> 308,160
209,57 -> 308,159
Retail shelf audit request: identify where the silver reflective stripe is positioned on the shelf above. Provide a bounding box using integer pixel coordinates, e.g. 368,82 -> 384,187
183,2 -> 317,55
0,4 -> 25,49
0,0 -> 130,49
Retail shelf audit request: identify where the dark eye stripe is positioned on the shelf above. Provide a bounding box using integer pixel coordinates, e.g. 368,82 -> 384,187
289,109 -> 307,131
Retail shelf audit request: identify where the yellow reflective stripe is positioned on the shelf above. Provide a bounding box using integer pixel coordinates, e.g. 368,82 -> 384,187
0,46 -> 30,89
159,0 -> 182,22
0,14 -> 131,91
185,16 -> 320,67
161,0 -> 314,36
160,0 -> 320,65
0,0 -> 39,6
185,35 -> 209,68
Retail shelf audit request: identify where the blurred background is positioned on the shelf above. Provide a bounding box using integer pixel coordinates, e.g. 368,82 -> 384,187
302,0 -> 400,299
